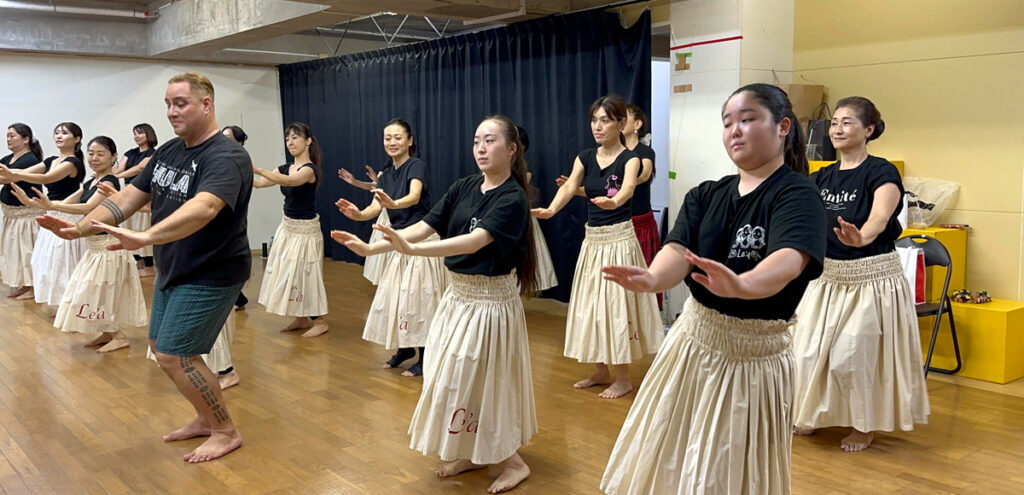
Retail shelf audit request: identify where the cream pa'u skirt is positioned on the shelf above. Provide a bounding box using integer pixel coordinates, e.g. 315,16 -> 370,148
564,220 -> 662,364
362,233 -> 448,349
531,217 -> 558,291
408,272 -> 537,465
0,204 -> 42,288
55,235 -> 148,334
362,210 -> 391,285
792,250 -> 930,432
32,211 -> 87,305
258,215 -> 328,317
602,297 -> 794,494
127,210 -> 154,257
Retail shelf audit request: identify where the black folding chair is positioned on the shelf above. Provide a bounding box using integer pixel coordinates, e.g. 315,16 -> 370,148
896,235 -> 963,377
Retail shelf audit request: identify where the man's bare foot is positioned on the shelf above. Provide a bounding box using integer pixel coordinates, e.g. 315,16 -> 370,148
183,429 -> 243,463
435,459 -> 484,478
598,380 -> 633,399
487,453 -> 530,493
840,430 -> 874,452
164,416 -> 211,442
14,289 -> 34,300
279,317 -> 313,333
138,267 -> 156,278
7,286 -> 30,299
573,370 -> 613,389
97,334 -> 130,353
300,319 -> 328,338
84,333 -> 113,347
218,370 -> 240,390
793,426 -> 816,436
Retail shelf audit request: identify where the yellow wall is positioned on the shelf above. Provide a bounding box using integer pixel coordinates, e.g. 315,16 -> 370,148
795,0 -> 1024,299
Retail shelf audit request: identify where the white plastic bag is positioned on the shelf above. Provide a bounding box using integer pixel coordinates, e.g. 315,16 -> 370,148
903,177 -> 959,228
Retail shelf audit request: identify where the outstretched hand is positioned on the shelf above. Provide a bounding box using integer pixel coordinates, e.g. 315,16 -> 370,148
602,265 -> 656,293
374,223 -> 415,255
531,207 -> 553,219
591,196 -> 616,210
37,214 -> 83,240
335,198 -> 362,220
834,216 -> 865,247
373,189 -> 398,209
685,251 -> 749,298
330,230 -> 371,257
96,181 -> 119,198
89,220 -> 152,251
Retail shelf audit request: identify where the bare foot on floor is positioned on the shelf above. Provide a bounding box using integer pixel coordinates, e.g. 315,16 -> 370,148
435,459 -> 484,478
84,333 -> 113,347
7,286 -> 30,299
97,335 -> 130,353
573,371 -> 613,389
138,267 -> 156,278
184,430 -> 243,463
300,320 -> 328,338
14,289 -> 34,301
164,416 -> 211,442
279,317 -> 313,333
793,426 -> 816,436
487,453 -> 530,493
218,370 -> 240,390
841,430 -> 874,452
598,381 -> 633,399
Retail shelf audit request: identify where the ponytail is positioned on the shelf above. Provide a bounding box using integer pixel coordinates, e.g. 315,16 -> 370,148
56,122 -> 84,163
783,108 -> 808,176
285,122 -> 322,186
485,115 -> 538,295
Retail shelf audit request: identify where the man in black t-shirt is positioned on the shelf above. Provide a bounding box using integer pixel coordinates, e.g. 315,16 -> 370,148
37,72 -> 251,463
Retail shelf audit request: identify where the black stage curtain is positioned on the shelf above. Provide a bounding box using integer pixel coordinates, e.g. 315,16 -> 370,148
278,9 -> 651,302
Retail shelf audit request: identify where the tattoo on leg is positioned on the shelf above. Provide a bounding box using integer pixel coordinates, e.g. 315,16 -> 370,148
101,198 -> 126,225
180,355 -> 231,424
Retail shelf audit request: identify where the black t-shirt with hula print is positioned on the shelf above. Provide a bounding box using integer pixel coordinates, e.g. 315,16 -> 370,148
665,165 -> 827,321
422,174 -> 529,276
579,147 -> 637,227
132,133 -> 253,291
629,143 -> 656,216
809,156 -> 905,260
376,157 -> 431,230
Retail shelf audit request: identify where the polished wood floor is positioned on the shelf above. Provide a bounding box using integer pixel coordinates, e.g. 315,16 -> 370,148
1,257 -> 1023,494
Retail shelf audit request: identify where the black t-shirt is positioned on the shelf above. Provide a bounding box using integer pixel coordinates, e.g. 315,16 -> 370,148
81,174 -> 120,204
132,134 -> 253,290
0,152 -> 42,206
277,162 -> 318,220
810,156 -> 905,260
43,156 -> 85,201
665,166 -> 827,320
125,147 -> 156,169
579,147 -> 638,226
376,157 -> 431,229
422,174 -> 529,276
629,143 -> 656,216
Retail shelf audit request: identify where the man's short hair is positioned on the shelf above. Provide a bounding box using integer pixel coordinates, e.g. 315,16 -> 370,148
168,72 -> 215,101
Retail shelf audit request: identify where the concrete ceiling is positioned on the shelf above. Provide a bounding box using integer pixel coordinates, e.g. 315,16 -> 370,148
0,0 -> 644,66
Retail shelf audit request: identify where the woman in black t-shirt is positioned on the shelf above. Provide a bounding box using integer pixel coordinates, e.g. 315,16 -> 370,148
624,105 -> 663,309
0,122 -> 86,308
254,123 -> 329,338
0,123 -> 46,299
335,118 -> 447,377
600,84 -> 826,494
793,97 -> 929,452
15,136 -> 147,353
114,123 -> 158,277
533,95 -> 662,399
332,115 -> 537,494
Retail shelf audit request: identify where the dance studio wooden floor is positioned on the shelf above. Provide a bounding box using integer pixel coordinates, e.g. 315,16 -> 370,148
2,257 -> 1024,494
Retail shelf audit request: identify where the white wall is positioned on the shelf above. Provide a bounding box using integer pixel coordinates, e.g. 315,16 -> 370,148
0,52 -> 285,249
649,59 -> 671,211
